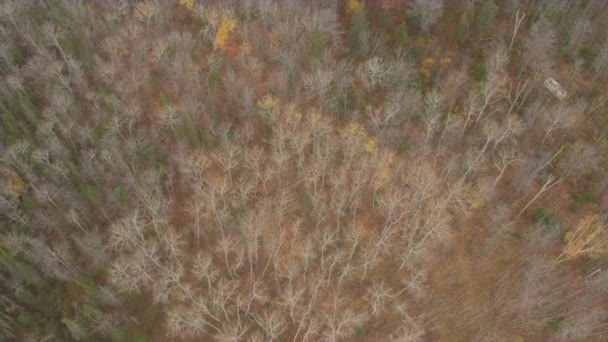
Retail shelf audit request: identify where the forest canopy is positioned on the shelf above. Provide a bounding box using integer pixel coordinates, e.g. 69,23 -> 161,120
1,0 -> 608,341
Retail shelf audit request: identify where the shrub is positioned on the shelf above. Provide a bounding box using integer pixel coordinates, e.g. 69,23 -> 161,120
202,130 -> 217,151
395,21 -> 408,48
579,255 -> 595,274
589,85 -> 600,99
477,0 -> 498,35
348,7 -> 369,54
569,189 -> 596,213
80,183 -> 102,209
300,191 -> 314,218
532,207 -> 560,228
62,318 -> 88,340
61,31 -> 85,58
454,22 -> 466,43
532,207 -> 550,224
579,46 -> 595,66
471,63 -> 487,81
336,88 -> 356,118
548,316 -> 565,331
16,89 -> 40,126
354,326 -> 366,337
569,200 -> 583,213
532,207 -> 565,235
408,46 -> 422,61
430,67 -> 439,82
396,134 -> 410,154
512,231 -> 524,239
306,30 -> 324,61
21,195 -> 37,211
456,1 -> 475,42
379,9 -> 392,32
463,2 -> 475,24
94,114 -> 110,140
2,109 -> 20,138
114,185 -> 129,205
558,46 -> 574,63
178,116 -> 203,146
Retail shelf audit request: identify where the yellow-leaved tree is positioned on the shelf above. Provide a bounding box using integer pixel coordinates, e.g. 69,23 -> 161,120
178,0 -> 194,11
1,172 -> 27,199
560,214 -> 608,261
346,0 -> 362,15
215,14 -> 237,50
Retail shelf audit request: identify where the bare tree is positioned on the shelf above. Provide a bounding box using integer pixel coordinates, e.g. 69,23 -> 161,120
524,16 -> 557,78
304,66 -> 334,107
593,38 -> 608,79
505,78 -> 530,118
557,141 -> 600,179
214,144 -> 241,183
462,90 -> 481,132
411,0 -> 444,33
257,309 -> 287,341
422,90 -> 443,149
366,282 -> 394,317
322,295 -> 366,342
358,57 -> 388,90
540,101 -> 584,143
509,9 -> 526,52
165,305 -> 216,338
518,173 -> 561,217
565,17 -> 591,52
490,148 -> 519,192
475,45 -> 508,125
